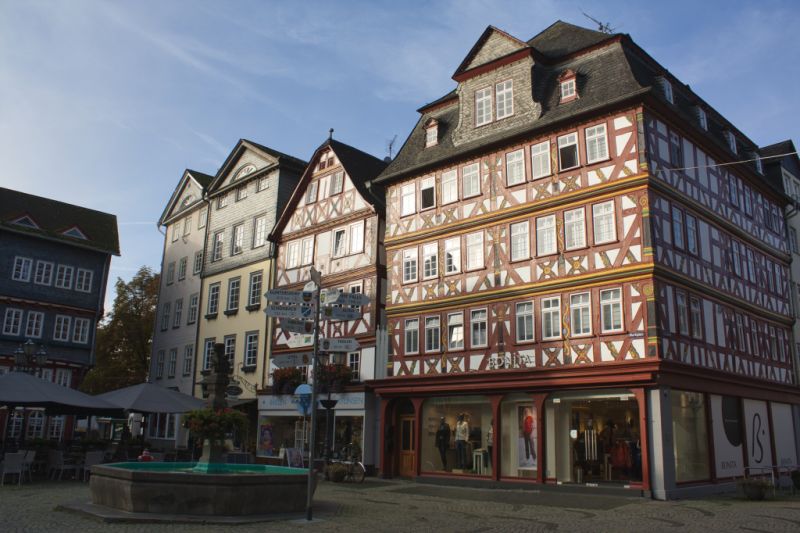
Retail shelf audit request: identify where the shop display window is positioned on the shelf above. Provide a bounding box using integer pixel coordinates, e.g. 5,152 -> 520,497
500,393 -> 538,479
333,415 -> 364,460
420,396 -> 492,475
257,415 -> 308,458
671,390 -> 710,482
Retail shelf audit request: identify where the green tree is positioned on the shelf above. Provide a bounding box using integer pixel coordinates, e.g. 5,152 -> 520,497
80,266 -> 160,394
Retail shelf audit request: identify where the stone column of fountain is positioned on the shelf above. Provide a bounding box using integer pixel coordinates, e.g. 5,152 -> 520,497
195,342 -> 230,472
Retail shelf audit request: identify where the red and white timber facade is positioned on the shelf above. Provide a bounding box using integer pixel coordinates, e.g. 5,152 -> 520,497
368,22 -> 800,499
257,138 -> 388,470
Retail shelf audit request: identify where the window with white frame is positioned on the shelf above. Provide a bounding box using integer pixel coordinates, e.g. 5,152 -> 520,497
244,332 -> 258,367
444,237 -> 461,274
301,237 -> 314,265
672,206 -> 685,250
570,292 -> 591,336
725,131 -> 737,154
402,248 -> 418,283
34,261 -> 54,285
560,78 -> 576,100
26,311 -> 43,338
730,241 -> 742,277
401,183 -> 415,216
600,288 -> 623,332
495,79 -> 513,119
172,225 -> 179,242
466,232 -> 483,270
53,315 -> 71,341
585,124 -> 608,163
48,415 -> 65,439
422,243 -> 438,279
207,283 -> 220,315
329,171 -> 344,196
425,124 -> 438,147
405,318 -> 419,354
475,87 -> 492,126
212,231 -> 224,261
236,184 -> 248,202
3,308 -> 22,336
348,283 -> 363,310
224,335 -> 236,365
198,208 -> 207,229
333,228 -> 347,258
287,241 -> 300,268
697,107 -> 708,131
531,141 -> 551,180
686,214 -> 698,255
188,293 -> 199,324
743,186 -> 753,216
173,298 -> 183,327
26,411 -> 44,439
447,313 -> 464,350
184,216 -> 192,236
217,193 -> 228,209
660,77 -> 673,103
257,176 -> 269,192
166,262 -> 175,285
471,309 -> 487,347
541,297 -> 561,339
510,221 -> 529,261
669,131 -> 683,168
231,224 -> 244,255
248,271 -> 262,307
348,351 -> 360,380
183,344 -> 194,376
516,302 -> 534,342
194,251 -> 203,275
72,317 -> 91,344
441,170 -> 457,204
203,338 -> 215,370
536,215 -> 556,256
305,180 -> 318,204
558,133 -> 579,170
676,291 -> 689,335
755,155 -> 763,175
160,303 -> 170,331
690,296 -> 702,339
424,316 -> 440,352
7,412 -> 22,438
178,257 -> 187,281
592,201 -> 616,244
506,149 -> 525,186
55,265 -> 73,289
350,221 -> 364,254
253,215 -> 267,248
564,207 -> 586,250
12,257 -> 33,282
420,176 -> 435,210
227,277 -> 240,311
168,348 -> 177,377
462,163 -> 480,198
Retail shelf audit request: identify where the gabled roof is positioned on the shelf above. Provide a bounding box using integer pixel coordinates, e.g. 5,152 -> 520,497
528,20 -> 615,58
270,138 -> 388,241
208,139 -> 307,194
0,187 -> 119,255
453,25 -> 528,78
158,168 -> 214,226
761,139 -> 800,195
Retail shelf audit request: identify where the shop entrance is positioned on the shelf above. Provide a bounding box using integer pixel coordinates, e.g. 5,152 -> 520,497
550,393 -> 642,485
398,415 -> 415,477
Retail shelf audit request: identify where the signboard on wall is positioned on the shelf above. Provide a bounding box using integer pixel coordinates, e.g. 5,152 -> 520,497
709,395 -> 744,478
743,399 -> 773,471
770,402 -> 798,468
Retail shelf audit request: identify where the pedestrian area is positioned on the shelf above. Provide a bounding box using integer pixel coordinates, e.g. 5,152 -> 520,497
1,478 -> 799,532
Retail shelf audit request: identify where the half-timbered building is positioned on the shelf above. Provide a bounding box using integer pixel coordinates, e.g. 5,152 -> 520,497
368,21 -> 800,499
258,137 -> 388,470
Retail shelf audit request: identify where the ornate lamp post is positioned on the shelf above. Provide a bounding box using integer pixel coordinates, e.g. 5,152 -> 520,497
13,339 -> 48,374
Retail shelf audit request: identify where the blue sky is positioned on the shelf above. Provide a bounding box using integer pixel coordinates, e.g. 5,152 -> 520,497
1,0 -> 798,311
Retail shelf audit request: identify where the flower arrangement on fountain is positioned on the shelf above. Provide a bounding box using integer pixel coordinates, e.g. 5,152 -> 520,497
314,363 -> 352,393
183,408 -> 248,442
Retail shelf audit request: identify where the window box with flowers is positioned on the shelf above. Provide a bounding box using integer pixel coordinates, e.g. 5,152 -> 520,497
272,366 -> 304,394
315,363 -> 352,393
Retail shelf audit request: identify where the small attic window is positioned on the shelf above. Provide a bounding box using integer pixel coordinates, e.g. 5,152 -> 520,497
424,119 -> 438,148
62,226 -> 87,240
12,215 -> 39,229
754,154 -> 763,174
659,77 -> 674,104
558,69 -> 577,103
696,107 -> 708,131
725,131 -> 738,154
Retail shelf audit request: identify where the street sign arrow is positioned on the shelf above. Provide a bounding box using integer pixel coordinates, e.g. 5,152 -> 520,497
331,292 -> 370,307
319,337 -> 360,352
271,352 -> 313,368
279,318 -> 315,335
264,303 -> 315,319
265,289 -> 316,304
319,288 -> 341,305
286,333 -> 315,348
321,306 -> 362,321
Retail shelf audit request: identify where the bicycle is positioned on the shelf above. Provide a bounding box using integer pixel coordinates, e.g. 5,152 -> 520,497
327,443 -> 366,483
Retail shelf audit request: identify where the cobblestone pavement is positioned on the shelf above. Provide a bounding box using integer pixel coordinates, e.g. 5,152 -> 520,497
1,478 -> 799,532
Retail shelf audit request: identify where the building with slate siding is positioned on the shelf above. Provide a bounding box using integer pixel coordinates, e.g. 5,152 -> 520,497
0,187 -> 119,443
368,21 -> 800,499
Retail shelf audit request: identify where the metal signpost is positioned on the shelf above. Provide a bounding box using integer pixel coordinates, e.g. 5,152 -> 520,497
264,266 -> 365,521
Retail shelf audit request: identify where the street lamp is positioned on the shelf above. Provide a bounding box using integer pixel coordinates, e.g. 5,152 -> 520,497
13,339 -> 48,374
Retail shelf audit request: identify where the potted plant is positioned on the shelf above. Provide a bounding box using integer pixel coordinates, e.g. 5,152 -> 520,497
738,476 -> 772,500
315,363 -> 352,393
272,366 -> 304,394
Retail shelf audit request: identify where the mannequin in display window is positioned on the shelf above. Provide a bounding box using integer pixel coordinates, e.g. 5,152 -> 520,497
455,413 -> 469,469
486,419 -> 494,469
522,408 -> 536,461
434,417 -> 451,470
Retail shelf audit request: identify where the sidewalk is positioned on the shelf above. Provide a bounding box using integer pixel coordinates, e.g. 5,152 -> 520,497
1,478 -> 799,532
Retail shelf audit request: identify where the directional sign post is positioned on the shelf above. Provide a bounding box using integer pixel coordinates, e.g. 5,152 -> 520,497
286,333 -> 315,348
331,292 -> 370,307
266,289 -> 316,305
264,302 -> 315,320
319,337 -> 360,352
321,306 -> 361,321
271,352 -> 313,368
279,318 -> 315,335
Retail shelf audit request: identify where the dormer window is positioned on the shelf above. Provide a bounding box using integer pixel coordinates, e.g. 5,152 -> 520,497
754,154 -> 763,174
495,80 -> 513,119
424,119 -> 438,148
659,76 -> 674,104
558,69 -> 577,103
725,131 -> 738,154
696,107 -> 708,131
12,215 -> 39,229
475,87 -> 492,126
62,226 -> 87,240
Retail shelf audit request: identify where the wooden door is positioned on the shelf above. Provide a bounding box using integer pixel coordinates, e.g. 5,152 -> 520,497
398,415 -> 415,478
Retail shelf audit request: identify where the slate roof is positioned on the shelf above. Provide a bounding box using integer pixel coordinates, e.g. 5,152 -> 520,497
209,139 -> 308,194
0,187 -> 120,255
527,20 -> 614,58
158,168 -> 216,226
188,168 -> 214,189
761,140 -> 800,196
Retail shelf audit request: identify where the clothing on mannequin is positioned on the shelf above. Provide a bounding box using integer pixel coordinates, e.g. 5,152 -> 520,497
434,417 -> 451,470
455,413 -> 469,469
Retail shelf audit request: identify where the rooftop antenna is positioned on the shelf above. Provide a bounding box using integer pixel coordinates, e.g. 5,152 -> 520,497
386,134 -> 398,160
581,11 -> 615,34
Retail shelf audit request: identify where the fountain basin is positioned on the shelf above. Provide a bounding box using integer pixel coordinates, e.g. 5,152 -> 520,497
90,462 -> 313,516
